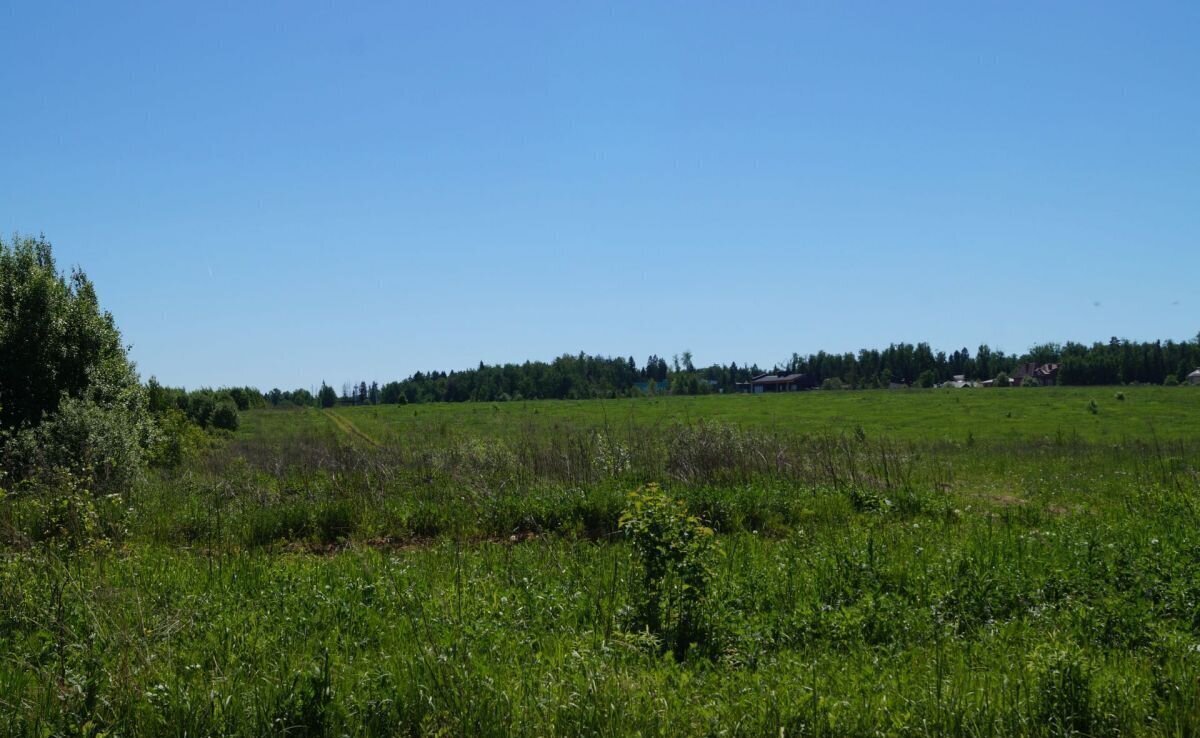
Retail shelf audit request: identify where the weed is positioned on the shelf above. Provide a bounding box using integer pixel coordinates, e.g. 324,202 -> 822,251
619,483 -> 720,660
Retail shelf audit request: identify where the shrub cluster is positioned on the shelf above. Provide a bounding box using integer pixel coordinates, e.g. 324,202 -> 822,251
0,235 -> 152,491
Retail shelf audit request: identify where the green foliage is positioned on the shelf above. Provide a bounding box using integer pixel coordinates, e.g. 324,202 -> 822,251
619,483 -> 720,660
1032,649 -> 1102,737
1164,374 -> 1179,386
319,382 -> 338,408
0,235 -> 129,428
1,388 -> 1200,734
267,387 -> 317,408
11,470 -> 126,550
143,383 -> 243,467
287,333 -> 1200,406
995,371 -> 1011,387
0,234 -> 150,488
669,373 -> 714,396
188,393 -> 217,427
147,409 -> 209,468
210,401 -> 240,431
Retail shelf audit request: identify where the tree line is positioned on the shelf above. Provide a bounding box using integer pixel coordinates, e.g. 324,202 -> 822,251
261,337 -> 1200,408
781,338 -> 1200,389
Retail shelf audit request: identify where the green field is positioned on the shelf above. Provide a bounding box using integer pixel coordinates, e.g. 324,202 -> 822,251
246,385 -> 1200,445
4,386 -> 1200,736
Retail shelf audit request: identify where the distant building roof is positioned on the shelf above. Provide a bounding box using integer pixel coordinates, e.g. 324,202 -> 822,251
751,373 -> 807,385
1015,362 -> 1060,380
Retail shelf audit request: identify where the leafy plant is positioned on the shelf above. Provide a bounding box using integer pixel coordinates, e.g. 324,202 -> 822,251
0,235 -> 151,490
619,483 -> 719,659
211,401 -> 240,431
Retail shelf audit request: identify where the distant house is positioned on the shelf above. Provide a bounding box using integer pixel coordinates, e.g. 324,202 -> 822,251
744,372 -> 814,393
1012,362 -> 1060,387
942,375 -> 975,389
888,381 -> 909,390
1188,369 -> 1200,386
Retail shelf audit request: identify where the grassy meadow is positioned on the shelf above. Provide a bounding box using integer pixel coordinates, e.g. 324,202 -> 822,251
3,386 -> 1200,736
244,385 -> 1200,446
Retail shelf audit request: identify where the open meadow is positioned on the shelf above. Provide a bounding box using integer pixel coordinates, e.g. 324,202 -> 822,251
3,386 -> 1200,736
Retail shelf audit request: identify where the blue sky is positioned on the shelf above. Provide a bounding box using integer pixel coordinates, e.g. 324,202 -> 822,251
2,1 -> 1197,390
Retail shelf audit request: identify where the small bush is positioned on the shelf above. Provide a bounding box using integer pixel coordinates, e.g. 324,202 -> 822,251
148,408 -> 209,468
848,487 -> 885,514
1087,399 -> 1099,415
12,391 -> 151,492
210,401 -> 240,431
16,471 -> 125,550
619,483 -> 720,660
187,393 -> 217,427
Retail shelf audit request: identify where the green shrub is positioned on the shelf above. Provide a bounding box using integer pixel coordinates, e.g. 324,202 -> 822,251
14,391 -> 151,492
210,401 -> 240,431
15,471 -> 126,550
1,235 -> 152,492
848,486 -> 885,513
619,483 -> 720,660
187,393 -> 217,427
148,408 -> 209,468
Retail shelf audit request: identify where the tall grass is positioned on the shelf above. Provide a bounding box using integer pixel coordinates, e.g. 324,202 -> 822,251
1,393 -> 1199,735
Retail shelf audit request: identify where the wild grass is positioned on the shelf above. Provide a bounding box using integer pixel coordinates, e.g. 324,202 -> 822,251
238,384 -> 1200,447
2,386 -> 1199,735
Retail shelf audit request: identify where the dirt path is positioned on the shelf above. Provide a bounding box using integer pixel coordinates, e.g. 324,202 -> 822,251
323,409 -> 382,448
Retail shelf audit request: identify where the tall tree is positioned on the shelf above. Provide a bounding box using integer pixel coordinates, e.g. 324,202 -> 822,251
0,234 -> 150,487
319,382 -> 337,408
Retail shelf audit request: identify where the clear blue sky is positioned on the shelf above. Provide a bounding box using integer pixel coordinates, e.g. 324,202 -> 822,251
2,1 -> 1197,390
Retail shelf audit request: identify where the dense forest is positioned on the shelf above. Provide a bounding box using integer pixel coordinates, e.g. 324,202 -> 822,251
259,337 -> 1200,407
